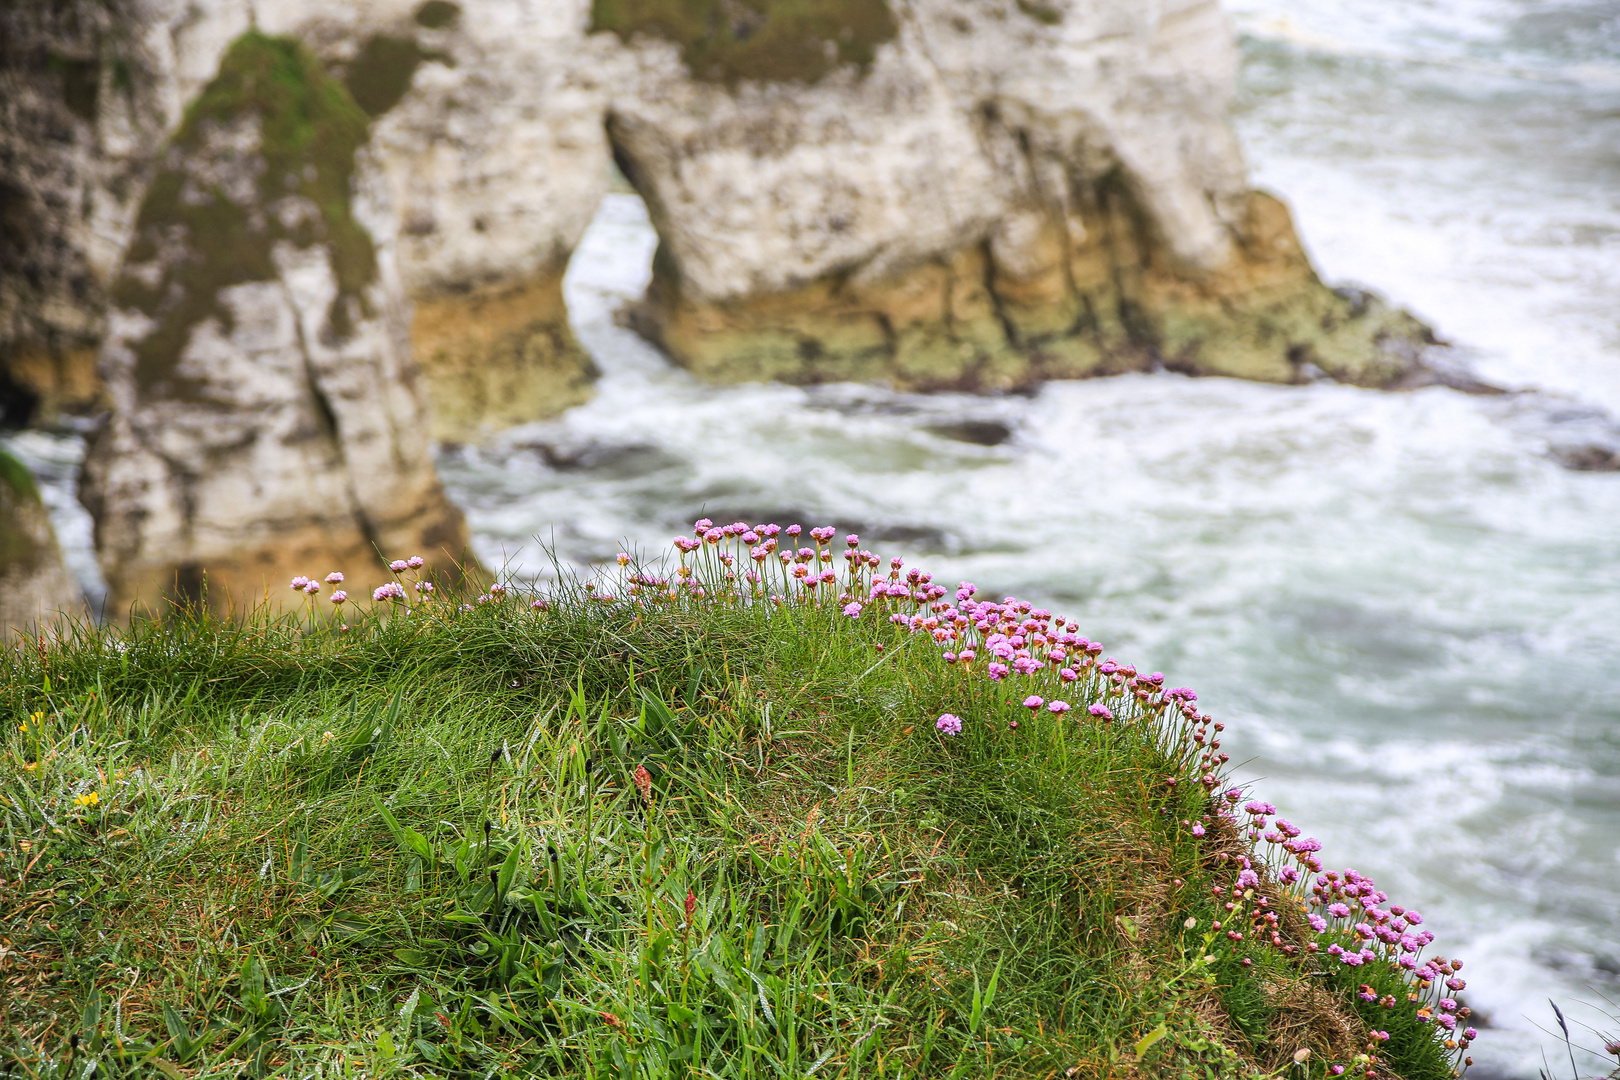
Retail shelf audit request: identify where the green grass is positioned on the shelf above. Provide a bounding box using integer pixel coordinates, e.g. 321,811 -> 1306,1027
0,556 -> 1466,1079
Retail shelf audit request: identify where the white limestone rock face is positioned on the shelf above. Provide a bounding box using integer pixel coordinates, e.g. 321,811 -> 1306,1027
2,0 -> 608,441
605,0 -> 1430,390
8,0 -> 1448,612
79,32 -> 470,615
359,0 -> 610,440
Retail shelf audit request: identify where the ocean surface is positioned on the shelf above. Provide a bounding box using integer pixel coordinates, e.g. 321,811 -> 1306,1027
6,1 -> 1617,1074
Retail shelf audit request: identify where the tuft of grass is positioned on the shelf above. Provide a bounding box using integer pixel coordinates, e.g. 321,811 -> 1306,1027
1,546 -> 1464,1079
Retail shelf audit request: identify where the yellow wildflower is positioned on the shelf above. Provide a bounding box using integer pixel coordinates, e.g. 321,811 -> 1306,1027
23,762 -> 37,771
74,791 -> 100,808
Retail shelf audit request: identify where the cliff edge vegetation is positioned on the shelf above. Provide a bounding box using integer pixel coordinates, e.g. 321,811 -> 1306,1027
2,529 -> 1476,1079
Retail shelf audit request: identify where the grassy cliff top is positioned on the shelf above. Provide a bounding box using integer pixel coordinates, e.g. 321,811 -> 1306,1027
0,529 -> 1472,1079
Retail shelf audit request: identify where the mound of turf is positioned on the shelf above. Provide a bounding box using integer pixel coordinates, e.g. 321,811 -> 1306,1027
0,526 -> 1473,1079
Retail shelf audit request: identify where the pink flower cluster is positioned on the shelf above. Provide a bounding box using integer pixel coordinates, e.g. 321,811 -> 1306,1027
291,572 -> 346,605
596,520 -> 1472,1071
287,556 -> 432,615
1196,796 -> 1476,1066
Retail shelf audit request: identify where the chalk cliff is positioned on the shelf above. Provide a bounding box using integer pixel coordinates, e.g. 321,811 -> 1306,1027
78,31 -> 473,613
2,0 -> 1447,610
0,0 -> 603,441
601,0 -> 1430,390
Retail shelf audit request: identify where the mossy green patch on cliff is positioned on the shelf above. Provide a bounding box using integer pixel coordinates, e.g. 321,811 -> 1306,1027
414,0 -> 462,29
591,0 -> 898,85
47,52 -> 100,122
110,31 -> 376,399
0,445 -> 39,504
0,447 -> 44,568
345,34 -> 438,117
1015,0 -> 1063,25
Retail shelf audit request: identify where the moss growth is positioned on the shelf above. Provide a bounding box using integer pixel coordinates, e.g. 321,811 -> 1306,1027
590,0 -> 898,85
345,34 -> 436,117
1015,0 -> 1063,25
0,447 -> 43,569
0,446 -> 39,503
48,52 -> 100,122
111,32 -> 377,400
414,0 -> 462,29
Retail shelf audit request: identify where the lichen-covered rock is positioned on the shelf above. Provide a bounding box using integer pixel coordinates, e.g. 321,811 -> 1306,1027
606,0 -> 1433,390
81,32 -> 469,614
0,448 -> 81,634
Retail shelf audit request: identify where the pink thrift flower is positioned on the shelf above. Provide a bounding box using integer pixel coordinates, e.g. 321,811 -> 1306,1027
407,555 -> 424,568
389,560 -> 408,572
330,590 -> 347,604
935,713 -> 963,736
304,581 -> 320,594
1060,667 -> 1077,682
1047,700 -> 1069,715
1023,695 -> 1043,711
290,576 -> 310,590
843,602 -> 863,618
1087,703 -> 1112,720
325,572 -> 344,584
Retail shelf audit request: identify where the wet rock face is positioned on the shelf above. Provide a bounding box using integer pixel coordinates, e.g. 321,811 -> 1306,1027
0,0 -> 150,426
81,33 -> 469,614
0,448 -> 81,633
607,0 -> 1432,391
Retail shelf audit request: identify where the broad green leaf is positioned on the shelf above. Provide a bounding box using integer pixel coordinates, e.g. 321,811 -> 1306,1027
1135,1023 -> 1168,1056
497,840 -> 522,898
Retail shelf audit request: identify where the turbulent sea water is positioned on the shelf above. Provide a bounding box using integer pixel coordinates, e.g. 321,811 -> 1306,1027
5,1 -> 1616,1074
